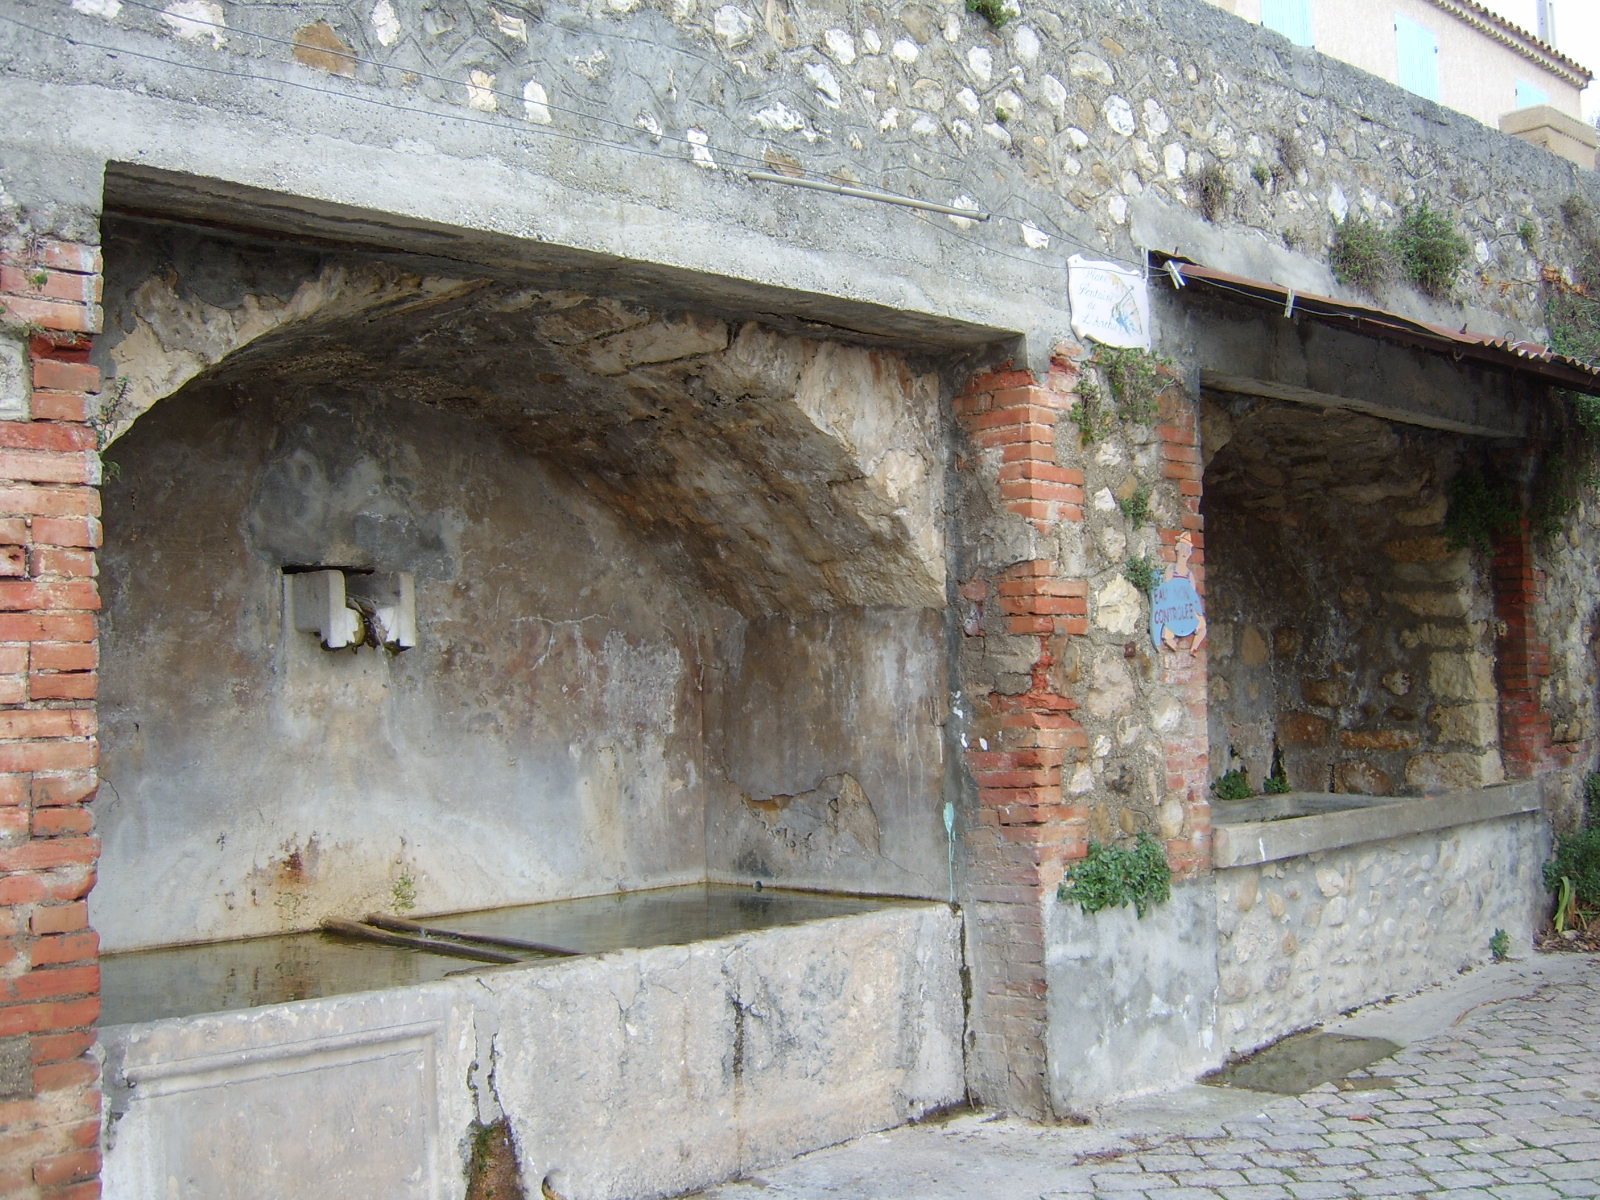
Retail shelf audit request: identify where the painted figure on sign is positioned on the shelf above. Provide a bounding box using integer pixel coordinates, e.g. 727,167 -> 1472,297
1150,531 -> 1206,654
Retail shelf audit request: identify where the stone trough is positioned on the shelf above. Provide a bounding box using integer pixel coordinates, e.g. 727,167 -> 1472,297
1209,781 -> 1548,1055
96,887 -> 965,1200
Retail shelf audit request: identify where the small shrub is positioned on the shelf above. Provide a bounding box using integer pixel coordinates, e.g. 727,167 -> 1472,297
1329,213 -> 1393,291
1443,468 -> 1520,551
1212,768 -> 1253,801
1584,770 -> 1600,821
1124,554 -> 1162,596
1394,201 -> 1469,298
1489,929 -> 1510,962
1517,220 -> 1538,251
1057,831 -> 1172,918
1543,826 -> 1600,911
1118,483 -> 1152,526
1546,283 -> 1600,369
1264,775 -> 1291,794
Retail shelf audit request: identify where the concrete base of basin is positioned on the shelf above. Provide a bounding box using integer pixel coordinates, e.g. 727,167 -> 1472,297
99,904 -> 964,1200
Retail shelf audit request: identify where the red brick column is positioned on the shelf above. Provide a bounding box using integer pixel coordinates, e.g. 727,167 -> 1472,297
0,241 -> 104,1200
1155,400 -> 1211,876
1492,518 -> 1555,778
953,358 -> 1089,1115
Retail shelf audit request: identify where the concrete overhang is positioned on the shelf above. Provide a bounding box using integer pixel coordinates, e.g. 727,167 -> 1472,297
1154,253 -> 1600,440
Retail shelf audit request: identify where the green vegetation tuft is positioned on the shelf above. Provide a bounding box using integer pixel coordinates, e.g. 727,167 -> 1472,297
1393,201 -> 1470,298
1057,831 -> 1172,918
1329,213 -> 1393,292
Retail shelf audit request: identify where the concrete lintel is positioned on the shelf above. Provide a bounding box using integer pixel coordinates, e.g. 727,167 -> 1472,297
1201,370 -> 1524,439
1186,299 -> 1533,439
1211,781 -> 1543,869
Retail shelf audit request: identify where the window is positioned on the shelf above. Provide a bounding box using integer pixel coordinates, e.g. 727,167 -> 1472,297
1515,79 -> 1549,108
1394,14 -> 1440,101
1262,0 -> 1314,46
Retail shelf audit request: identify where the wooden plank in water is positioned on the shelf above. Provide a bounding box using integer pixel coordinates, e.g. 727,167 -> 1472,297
321,917 -> 525,964
364,912 -> 579,957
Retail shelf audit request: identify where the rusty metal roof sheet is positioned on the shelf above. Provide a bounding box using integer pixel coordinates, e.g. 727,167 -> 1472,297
1151,252 -> 1600,397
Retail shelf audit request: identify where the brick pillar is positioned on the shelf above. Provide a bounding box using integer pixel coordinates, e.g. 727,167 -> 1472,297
953,359 -> 1088,1116
0,241 -> 104,1200
1492,518 -> 1553,779
1155,401 -> 1211,876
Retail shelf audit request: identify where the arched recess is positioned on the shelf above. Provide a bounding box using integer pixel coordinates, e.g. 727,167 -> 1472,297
92,215 -> 956,949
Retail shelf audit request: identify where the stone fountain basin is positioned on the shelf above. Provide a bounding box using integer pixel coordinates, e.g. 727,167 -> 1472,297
1211,780 -> 1542,868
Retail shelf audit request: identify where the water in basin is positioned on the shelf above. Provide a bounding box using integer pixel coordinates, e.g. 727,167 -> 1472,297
99,884 -> 907,1027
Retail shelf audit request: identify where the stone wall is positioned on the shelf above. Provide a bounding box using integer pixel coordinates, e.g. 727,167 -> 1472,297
1203,399 -> 1503,798
1213,807 -> 1548,1055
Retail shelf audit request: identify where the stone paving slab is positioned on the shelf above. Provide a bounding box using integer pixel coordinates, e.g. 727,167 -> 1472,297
682,955 -> 1600,1200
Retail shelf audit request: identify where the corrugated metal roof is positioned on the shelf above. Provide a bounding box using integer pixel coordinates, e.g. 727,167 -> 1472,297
1151,252 -> 1600,397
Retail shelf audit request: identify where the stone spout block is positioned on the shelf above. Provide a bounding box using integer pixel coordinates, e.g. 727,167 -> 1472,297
288,569 -> 363,649
287,569 -> 416,651
346,571 -> 417,650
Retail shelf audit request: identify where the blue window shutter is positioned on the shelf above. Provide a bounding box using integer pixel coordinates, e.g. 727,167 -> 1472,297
1515,79 -> 1549,108
1395,15 -> 1440,101
1262,0 -> 1314,46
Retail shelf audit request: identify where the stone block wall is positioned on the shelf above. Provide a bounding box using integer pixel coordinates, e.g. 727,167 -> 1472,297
1213,811 -> 1547,1056
1203,403 -> 1504,797
0,242 -> 104,1199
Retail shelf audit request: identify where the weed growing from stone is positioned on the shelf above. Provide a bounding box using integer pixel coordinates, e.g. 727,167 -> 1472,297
1443,467 -> 1520,551
1211,768 -> 1253,801
1264,775 -> 1291,794
1251,162 -> 1271,187
1489,928 -> 1510,961
1057,831 -> 1172,918
1517,220 -> 1538,251
1329,213 -> 1393,292
1073,373 -> 1113,444
1188,163 -> 1231,223
392,871 -> 418,912
1394,201 -> 1469,298
1099,346 -> 1170,425
964,0 -> 1012,29
1124,553 -> 1161,596
1117,483 -> 1152,526
1275,130 -> 1306,180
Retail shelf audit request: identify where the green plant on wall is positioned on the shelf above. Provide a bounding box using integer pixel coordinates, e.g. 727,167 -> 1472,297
1393,201 -> 1469,298
1117,483 -> 1152,526
1100,346 -> 1171,425
1057,831 -> 1172,918
1073,373 -> 1112,444
1329,213 -> 1394,292
1489,928 -> 1510,962
1443,467 -> 1520,551
1124,553 -> 1162,596
965,0 -> 1013,28
1211,768 -> 1253,801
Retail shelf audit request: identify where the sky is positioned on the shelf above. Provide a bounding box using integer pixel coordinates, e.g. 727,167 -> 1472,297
1482,0 -> 1600,121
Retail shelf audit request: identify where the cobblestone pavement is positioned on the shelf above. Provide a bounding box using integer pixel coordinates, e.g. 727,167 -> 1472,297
687,955 -> 1600,1200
